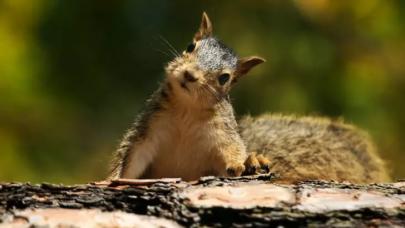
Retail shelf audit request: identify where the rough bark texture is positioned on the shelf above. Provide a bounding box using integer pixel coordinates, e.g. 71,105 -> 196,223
1,174 -> 404,227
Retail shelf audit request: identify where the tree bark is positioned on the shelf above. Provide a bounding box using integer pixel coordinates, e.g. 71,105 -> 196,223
1,174 -> 404,227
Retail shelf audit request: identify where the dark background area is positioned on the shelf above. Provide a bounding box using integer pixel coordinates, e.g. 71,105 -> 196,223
0,0 -> 404,183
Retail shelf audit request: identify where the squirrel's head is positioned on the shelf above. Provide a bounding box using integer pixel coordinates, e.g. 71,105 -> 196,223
165,12 -> 265,108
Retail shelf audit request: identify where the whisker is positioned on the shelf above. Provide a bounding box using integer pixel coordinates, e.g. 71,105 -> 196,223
206,86 -> 220,101
202,84 -> 222,103
198,87 -> 210,106
166,47 -> 179,58
158,35 -> 181,57
153,48 -> 172,58
161,36 -> 181,57
207,85 -> 228,109
148,38 -> 176,58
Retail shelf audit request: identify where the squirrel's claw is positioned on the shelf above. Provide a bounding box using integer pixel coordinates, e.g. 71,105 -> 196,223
243,152 -> 271,175
256,154 -> 271,173
226,163 -> 245,177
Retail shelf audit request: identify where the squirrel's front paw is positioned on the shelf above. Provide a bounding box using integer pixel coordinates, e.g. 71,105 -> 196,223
226,163 -> 245,177
243,152 -> 271,175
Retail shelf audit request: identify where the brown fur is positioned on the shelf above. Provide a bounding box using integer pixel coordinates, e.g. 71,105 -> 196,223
109,12 -> 264,181
239,114 -> 391,183
109,13 -> 390,184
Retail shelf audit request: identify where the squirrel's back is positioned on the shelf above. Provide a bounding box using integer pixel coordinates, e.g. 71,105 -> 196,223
239,114 -> 391,183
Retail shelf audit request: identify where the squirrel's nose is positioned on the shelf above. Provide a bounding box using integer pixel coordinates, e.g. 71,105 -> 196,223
183,71 -> 198,82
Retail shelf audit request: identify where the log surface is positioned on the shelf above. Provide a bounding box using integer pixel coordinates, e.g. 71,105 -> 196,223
1,175 -> 404,227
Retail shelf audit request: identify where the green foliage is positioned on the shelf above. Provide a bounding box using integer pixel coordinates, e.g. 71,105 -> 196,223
0,0 -> 404,183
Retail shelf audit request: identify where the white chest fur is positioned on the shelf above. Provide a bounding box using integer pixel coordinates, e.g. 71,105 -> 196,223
123,107 -> 222,180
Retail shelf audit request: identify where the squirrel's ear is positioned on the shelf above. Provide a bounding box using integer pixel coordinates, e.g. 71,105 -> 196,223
235,56 -> 265,77
194,12 -> 213,41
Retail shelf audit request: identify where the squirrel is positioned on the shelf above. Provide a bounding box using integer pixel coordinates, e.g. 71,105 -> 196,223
109,12 -> 390,184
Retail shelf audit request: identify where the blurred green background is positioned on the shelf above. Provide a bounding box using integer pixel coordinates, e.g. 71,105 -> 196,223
0,0 -> 404,184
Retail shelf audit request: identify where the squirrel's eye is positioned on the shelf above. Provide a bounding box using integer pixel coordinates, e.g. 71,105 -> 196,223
218,73 -> 230,86
186,43 -> 195,53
